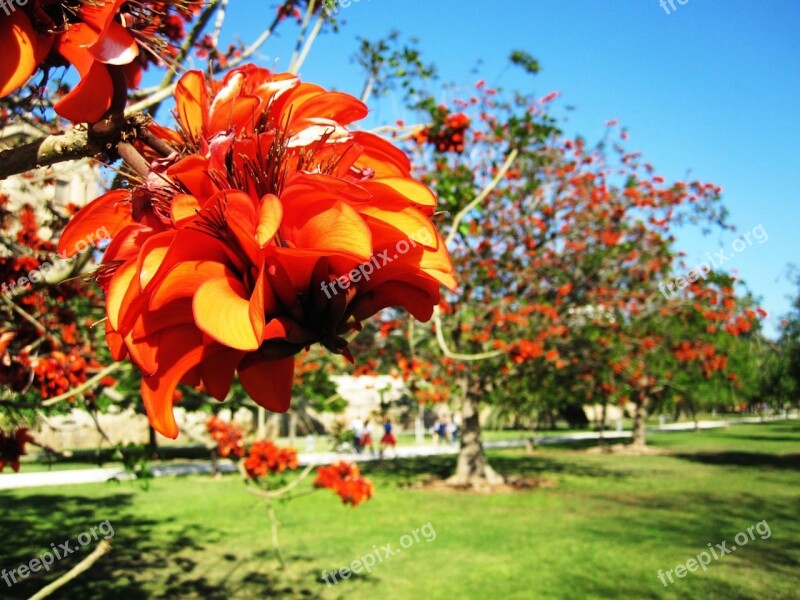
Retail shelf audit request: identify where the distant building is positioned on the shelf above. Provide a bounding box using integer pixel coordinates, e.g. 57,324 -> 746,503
0,123 -> 103,240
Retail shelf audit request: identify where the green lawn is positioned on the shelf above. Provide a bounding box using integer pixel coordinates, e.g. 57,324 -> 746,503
1,422 -> 798,599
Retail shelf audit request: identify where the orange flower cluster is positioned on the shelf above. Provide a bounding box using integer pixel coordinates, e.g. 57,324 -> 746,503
0,0 -> 201,122
673,341 -> 729,377
0,428 -> 34,472
58,66 -> 455,438
314,461 -> 374,506
206,416 -> 244,458
243,440 -> 299,479
30,350 -> 97,399
414,112 -> 470,153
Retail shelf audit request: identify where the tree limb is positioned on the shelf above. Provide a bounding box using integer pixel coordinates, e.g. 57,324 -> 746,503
28,540 -> 112,600
0,126 -> 104,181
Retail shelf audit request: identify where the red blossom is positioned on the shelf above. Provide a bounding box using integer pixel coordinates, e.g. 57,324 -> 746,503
314,461 -> 374,506
0,428 -> 35,472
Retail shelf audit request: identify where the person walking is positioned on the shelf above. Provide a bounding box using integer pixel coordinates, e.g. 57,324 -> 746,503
380,418 -> 397,458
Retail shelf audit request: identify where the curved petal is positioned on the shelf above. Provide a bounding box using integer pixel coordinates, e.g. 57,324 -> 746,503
237,355 -> 295,413
361,178 -> 438,210
170,194 -> 202,224
149,259 -> 228,309
89,22 -> 138,65
351,131 -> 412,177
175,71 -> 209,145
58,190 -> 132,258
201,347 -> 244,401
350,281 -> 438,322
0,13 -> 53,98
359,205 -> 438,250
54,61 -> 113,123
281,198 -> 372,260
256,194 -> 283,247
140,325 -> 205,439
168,155 -> 218,200
193,270 -> 262,350
137,231 -> 175,290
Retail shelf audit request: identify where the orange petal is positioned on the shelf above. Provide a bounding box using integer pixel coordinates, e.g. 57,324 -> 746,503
282,198 -> 372,260
351,132 -> 411,177
137,232 -> 174,290
106,260 -> 137,331
175,71 -> 208,145
359,205 -> 438,250
0,13 -> 52,98
201,348 -> 244,401
58,190 -> 131,258
54,28 -> 114,122
256,194 -> 283,247
193,270 -> 262,351
149,260 -> 229,309
237,355 -> 295,413
89,22 -> 138,65
141,325 -> 205,438
361,178 -> 438,209
168,155 -> 218,200
350,281 -> 438,322
170,194 -> 201,223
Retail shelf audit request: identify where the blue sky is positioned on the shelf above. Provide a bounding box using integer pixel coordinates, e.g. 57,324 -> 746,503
205,0 -> 800,336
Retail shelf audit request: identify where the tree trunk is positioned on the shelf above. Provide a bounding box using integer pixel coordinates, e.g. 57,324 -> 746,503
148,425 -> 159,459
599,400 -> 608,443
446,377 -> 504,488
631,396 -> 648,447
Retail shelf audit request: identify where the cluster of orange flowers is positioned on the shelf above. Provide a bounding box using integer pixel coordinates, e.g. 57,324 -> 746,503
243,440 -> 299,479
58,65 -> 454,438
413,111 -> 471,153
314,461 -> 374,506
206,415 -> 245,458
29,350 -> 97,399
0,0 -> 202,122
0,428 -> 34,472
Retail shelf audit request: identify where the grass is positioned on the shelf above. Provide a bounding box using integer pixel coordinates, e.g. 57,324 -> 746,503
1,421 -> 798,599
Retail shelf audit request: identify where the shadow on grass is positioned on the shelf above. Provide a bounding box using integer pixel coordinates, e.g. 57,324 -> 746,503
0,486 -> 319,600
672,452 -> 800,470
359,449 -> 635,485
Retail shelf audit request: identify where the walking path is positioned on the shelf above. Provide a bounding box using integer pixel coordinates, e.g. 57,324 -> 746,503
1,415 -> 794,491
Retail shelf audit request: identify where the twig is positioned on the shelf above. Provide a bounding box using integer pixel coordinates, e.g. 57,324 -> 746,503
28,540 -> 112,600
431,149 -> 520,361
265,497 -> 286,569
145,0 -> 221,116
290,13 -> 325,75
432,306 -> 505,361
242,463 -> 317,500
210,0 -> 229,47
1,294 -> 47,333
445,148 -> 519,246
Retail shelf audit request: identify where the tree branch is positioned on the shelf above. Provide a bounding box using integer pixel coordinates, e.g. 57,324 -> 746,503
0,126 -> 104,181
445,148 -> 519,246
28,541 -> 112,600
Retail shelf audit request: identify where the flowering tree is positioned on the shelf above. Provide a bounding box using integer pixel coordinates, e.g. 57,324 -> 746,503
343,56 -> 766,485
